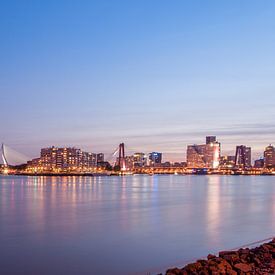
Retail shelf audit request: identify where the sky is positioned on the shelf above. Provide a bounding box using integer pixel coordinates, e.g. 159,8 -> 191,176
1,0 -> 275,163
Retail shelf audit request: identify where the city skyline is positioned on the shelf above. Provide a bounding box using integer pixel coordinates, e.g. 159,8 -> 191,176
1,1 -> 275,162
1,137 -> 275,167
2,136 -> 275,175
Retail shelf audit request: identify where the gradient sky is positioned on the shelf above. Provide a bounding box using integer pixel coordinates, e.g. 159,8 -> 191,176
1,0 -> 275,162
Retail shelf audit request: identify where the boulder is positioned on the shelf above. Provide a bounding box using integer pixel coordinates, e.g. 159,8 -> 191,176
234,262 -> 252,273
165,239 -> 275,275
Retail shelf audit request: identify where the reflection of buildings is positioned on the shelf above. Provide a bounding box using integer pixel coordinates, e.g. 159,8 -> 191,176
234,145 -> 251,169
264,145 -> 275,168
205,176 -> 222,245
187,136 -> 220,168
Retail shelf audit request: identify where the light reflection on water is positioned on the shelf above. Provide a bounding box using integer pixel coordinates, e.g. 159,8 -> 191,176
0,175 -> 274,275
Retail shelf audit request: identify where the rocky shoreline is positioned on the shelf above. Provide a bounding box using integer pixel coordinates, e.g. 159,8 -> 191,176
164,238 -> 275,274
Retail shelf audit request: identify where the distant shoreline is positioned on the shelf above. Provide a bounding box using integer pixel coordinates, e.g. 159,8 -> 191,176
0,173 -> 275,177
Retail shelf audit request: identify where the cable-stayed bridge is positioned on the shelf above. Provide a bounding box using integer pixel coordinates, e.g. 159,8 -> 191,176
0,143 -> 128,169
0,143 -> 128,167
1,142 -> 187,175
1,142 -> 169,169
1,143 -> 30,167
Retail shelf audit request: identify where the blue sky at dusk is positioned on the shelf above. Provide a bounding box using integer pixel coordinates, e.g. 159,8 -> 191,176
1,0 -> 275,162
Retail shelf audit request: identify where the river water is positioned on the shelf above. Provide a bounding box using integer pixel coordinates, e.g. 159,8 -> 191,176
0,175 -> 274,274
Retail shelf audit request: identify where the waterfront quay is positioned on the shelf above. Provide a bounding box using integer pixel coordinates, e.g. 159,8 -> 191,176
1,166 -> 275,176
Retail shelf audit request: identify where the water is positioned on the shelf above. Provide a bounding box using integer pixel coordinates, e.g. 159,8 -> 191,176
0,175 -> 274,275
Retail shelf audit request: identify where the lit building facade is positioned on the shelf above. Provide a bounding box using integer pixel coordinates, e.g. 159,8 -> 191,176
219,155 -> 235,169
187,136 -> 220,168
234,145 -> 251,169
124,155 -> 134,169
264,145 -> 275,168
254,158 -> 264,168
148,152 -> 162,166
206,136 -> 217,144
133,152 -> 147,167
35,146 -> 98,171
96,153 -> 104,163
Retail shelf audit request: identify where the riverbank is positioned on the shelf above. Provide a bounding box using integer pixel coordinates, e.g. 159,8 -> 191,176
165,238 -> 275,274
1,172 -> 275,177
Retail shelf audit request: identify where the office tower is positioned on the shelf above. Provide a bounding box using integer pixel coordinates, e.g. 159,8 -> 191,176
234,145 -> 251,169
133,152 -> 147,167
96,153 -> 104,163
206,136 -> 216,144
38,146 -> 97,170
40,147 -> 81,170
82,152 -> 97,168
254,158 -> 264,168
124,155 -> 134,169
264,145 -> 275,168
148,152 -> 162,166
219,155 -> 235,169
187,137 -> 220,168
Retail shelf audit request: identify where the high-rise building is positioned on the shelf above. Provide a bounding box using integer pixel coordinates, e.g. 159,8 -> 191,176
133,152 -> 147,167
254,158 -> 264,168
82,152 -> 97,168
38,146 -> 97,171
40,147 -> 81,170
219,155 -> 235,169
187,137 -> 220,168
206,136 -> 216,144
264,145 -> 275,168
124,155 -> 134,169
96,153 -> 104,164
234,145 -> 251,169
187,144 -> 206,168
148,152 -> 162,166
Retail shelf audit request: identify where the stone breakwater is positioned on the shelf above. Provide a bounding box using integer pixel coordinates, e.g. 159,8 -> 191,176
165,238 -> 275,274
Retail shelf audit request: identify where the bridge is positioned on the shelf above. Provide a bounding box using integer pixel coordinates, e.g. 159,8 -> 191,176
1,143 -> 30,167
0,142 -> 151,173
0,142 -> 187,175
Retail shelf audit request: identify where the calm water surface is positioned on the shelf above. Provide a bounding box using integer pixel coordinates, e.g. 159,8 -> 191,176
0,175 -> 274,274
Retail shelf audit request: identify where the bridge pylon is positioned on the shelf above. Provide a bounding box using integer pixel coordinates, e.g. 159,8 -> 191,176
118,143 -> 126,171
1,143 -> 8,167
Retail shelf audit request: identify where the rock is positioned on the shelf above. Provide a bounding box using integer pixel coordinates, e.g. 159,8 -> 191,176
219,251 -> 238,257
198,270 -> 209,275
227,270 -> 237,275
253,256 -> 262,266
234,262 -> 253,273
166,267 -> 183,275
165,239 -> 275,275
216,259 -> 232,273
197,259 -> 208,266
183,262 -> 201,273
207,254 -> 216,260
